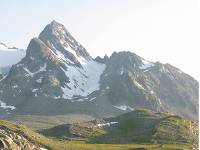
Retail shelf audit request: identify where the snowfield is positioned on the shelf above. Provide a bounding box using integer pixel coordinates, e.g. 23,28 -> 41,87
61,59 -> 106,99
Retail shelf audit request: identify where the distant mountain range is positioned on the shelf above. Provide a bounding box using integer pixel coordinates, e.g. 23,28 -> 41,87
0,21 -> 198,120
0,42 -> 25,79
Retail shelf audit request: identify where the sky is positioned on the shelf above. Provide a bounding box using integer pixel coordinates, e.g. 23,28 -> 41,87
0,0 -> 200,80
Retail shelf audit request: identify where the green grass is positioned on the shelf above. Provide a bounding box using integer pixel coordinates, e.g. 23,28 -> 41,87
1,109 -> 198,150
153,116 -> 198,144
0,118 -> 197,150
40,109 -> 198,148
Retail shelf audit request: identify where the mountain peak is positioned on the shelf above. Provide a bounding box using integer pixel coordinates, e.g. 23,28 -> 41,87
50,20 -> 64,29
39,20 -> 69,42
51,20 -> 60,25
48,20 -> 68,35
38,21 -> 92,64
0,21 -> 198,121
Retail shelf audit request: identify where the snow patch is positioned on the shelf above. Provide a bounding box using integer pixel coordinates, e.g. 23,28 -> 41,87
106,86 -> 110,90
143,69 -> 151,72
113,105 -> 134,111
75,99 -> 85,102
139,59 -> 154,70
53,96 -> 61,99
40,148 -> 48,150
38,63 -> 47,72
56,50 -> 69,61
0,74 -> 8,82
50,40 -> 88,65
97,122 -> 118,127
159,66 -> 170,73
150,90 -> 154,94
31,88 -> 38,92
158,98 -> 162,105
24,64 -> 46,77
24,67 -> 34,77
0,100 -> 15,110
119,67 -> 124,75
36,77 -> 42,83
89,97 -> 96,101
12,85 -> 18,88
133,80 -> 145,90
64,46 -> 77,58
30,56 -> 34,60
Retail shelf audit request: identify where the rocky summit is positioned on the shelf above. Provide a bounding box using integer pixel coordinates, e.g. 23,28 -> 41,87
0,21 -> 198,120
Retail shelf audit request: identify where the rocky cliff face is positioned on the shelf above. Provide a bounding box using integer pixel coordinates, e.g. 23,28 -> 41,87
0,126 -> 45,150
0,21 -> 198,120
100,51 -> 198,119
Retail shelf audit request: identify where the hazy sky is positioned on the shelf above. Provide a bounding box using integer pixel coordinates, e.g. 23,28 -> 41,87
0,0 -> 199,80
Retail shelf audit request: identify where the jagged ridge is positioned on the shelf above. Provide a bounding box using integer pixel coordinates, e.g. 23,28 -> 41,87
0,21 -> 198,121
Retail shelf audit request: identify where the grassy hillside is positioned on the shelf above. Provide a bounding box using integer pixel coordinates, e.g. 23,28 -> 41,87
0,119 -> 194,150
41,109 -> 198,145
0,109 -> 198,150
